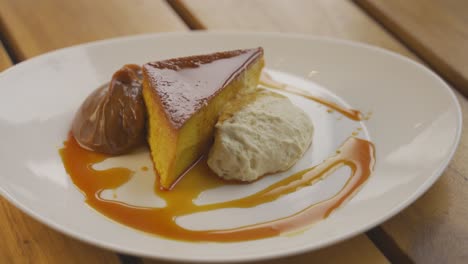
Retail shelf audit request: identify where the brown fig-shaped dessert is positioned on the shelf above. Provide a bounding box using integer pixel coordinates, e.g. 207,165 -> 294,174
72,64 -> 146,155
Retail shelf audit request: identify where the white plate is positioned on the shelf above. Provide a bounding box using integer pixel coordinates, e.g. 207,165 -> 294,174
0,32 -> 461,262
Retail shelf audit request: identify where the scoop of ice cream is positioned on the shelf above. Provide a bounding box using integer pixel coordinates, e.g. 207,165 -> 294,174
207,91 -> 314,182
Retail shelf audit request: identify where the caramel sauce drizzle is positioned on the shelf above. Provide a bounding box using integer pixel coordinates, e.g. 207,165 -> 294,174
60,134 -> 374,242
259,72 -> 363,121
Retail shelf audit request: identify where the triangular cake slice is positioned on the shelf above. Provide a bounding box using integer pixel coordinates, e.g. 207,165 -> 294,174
142,48 -> 264,189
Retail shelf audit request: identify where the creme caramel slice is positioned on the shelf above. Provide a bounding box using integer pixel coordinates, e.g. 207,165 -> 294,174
142,48 -> 264,189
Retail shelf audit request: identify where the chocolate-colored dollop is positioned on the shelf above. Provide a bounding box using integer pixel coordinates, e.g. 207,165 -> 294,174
72,64 -> 146,155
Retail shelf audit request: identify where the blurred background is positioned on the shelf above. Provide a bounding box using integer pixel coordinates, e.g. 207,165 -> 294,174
0,1 -> 466,264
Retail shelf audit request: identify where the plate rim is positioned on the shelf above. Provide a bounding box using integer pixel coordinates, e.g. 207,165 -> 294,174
0,31 -> 463,263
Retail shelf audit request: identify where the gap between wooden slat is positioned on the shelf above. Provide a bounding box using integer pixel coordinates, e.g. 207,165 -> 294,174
118,254 -> 144,264
366,227 -> 414,264
167,0 -> 206,29
0,17 -> 20,63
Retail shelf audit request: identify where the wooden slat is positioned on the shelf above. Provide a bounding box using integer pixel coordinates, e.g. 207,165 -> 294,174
169,0 -> 468,263
0,0 -> 187,59
0,42 -> 119,264
0,0 -> 187,262
356,0 -> 468,96
144,235 -> 388,264
0,198 -> 121,263
169,0 -> 415,57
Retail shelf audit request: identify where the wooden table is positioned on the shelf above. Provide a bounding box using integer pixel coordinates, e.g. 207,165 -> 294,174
0,0 -> 466,263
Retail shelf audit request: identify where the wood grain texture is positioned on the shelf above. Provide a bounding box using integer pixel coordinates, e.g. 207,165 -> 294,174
144,235 -> 389,264
170,0 -> 414,56
355,0 -> 468,96
0,0 -> 187,59
0,198 -> 120,263
169,0 -> 468,263
0,1 -> 185,262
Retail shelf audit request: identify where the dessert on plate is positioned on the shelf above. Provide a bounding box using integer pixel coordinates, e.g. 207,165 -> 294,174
142,48 -> 264,189
62,47 -> 374,242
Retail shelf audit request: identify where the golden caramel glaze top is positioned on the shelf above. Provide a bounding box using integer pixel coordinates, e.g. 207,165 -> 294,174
142,48 -> 263,129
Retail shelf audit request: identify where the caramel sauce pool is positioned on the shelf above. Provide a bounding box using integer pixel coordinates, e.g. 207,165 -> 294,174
60,134 -> 374,242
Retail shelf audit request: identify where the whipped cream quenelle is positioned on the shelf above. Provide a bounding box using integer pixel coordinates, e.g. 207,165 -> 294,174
208,91 -> 314,182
